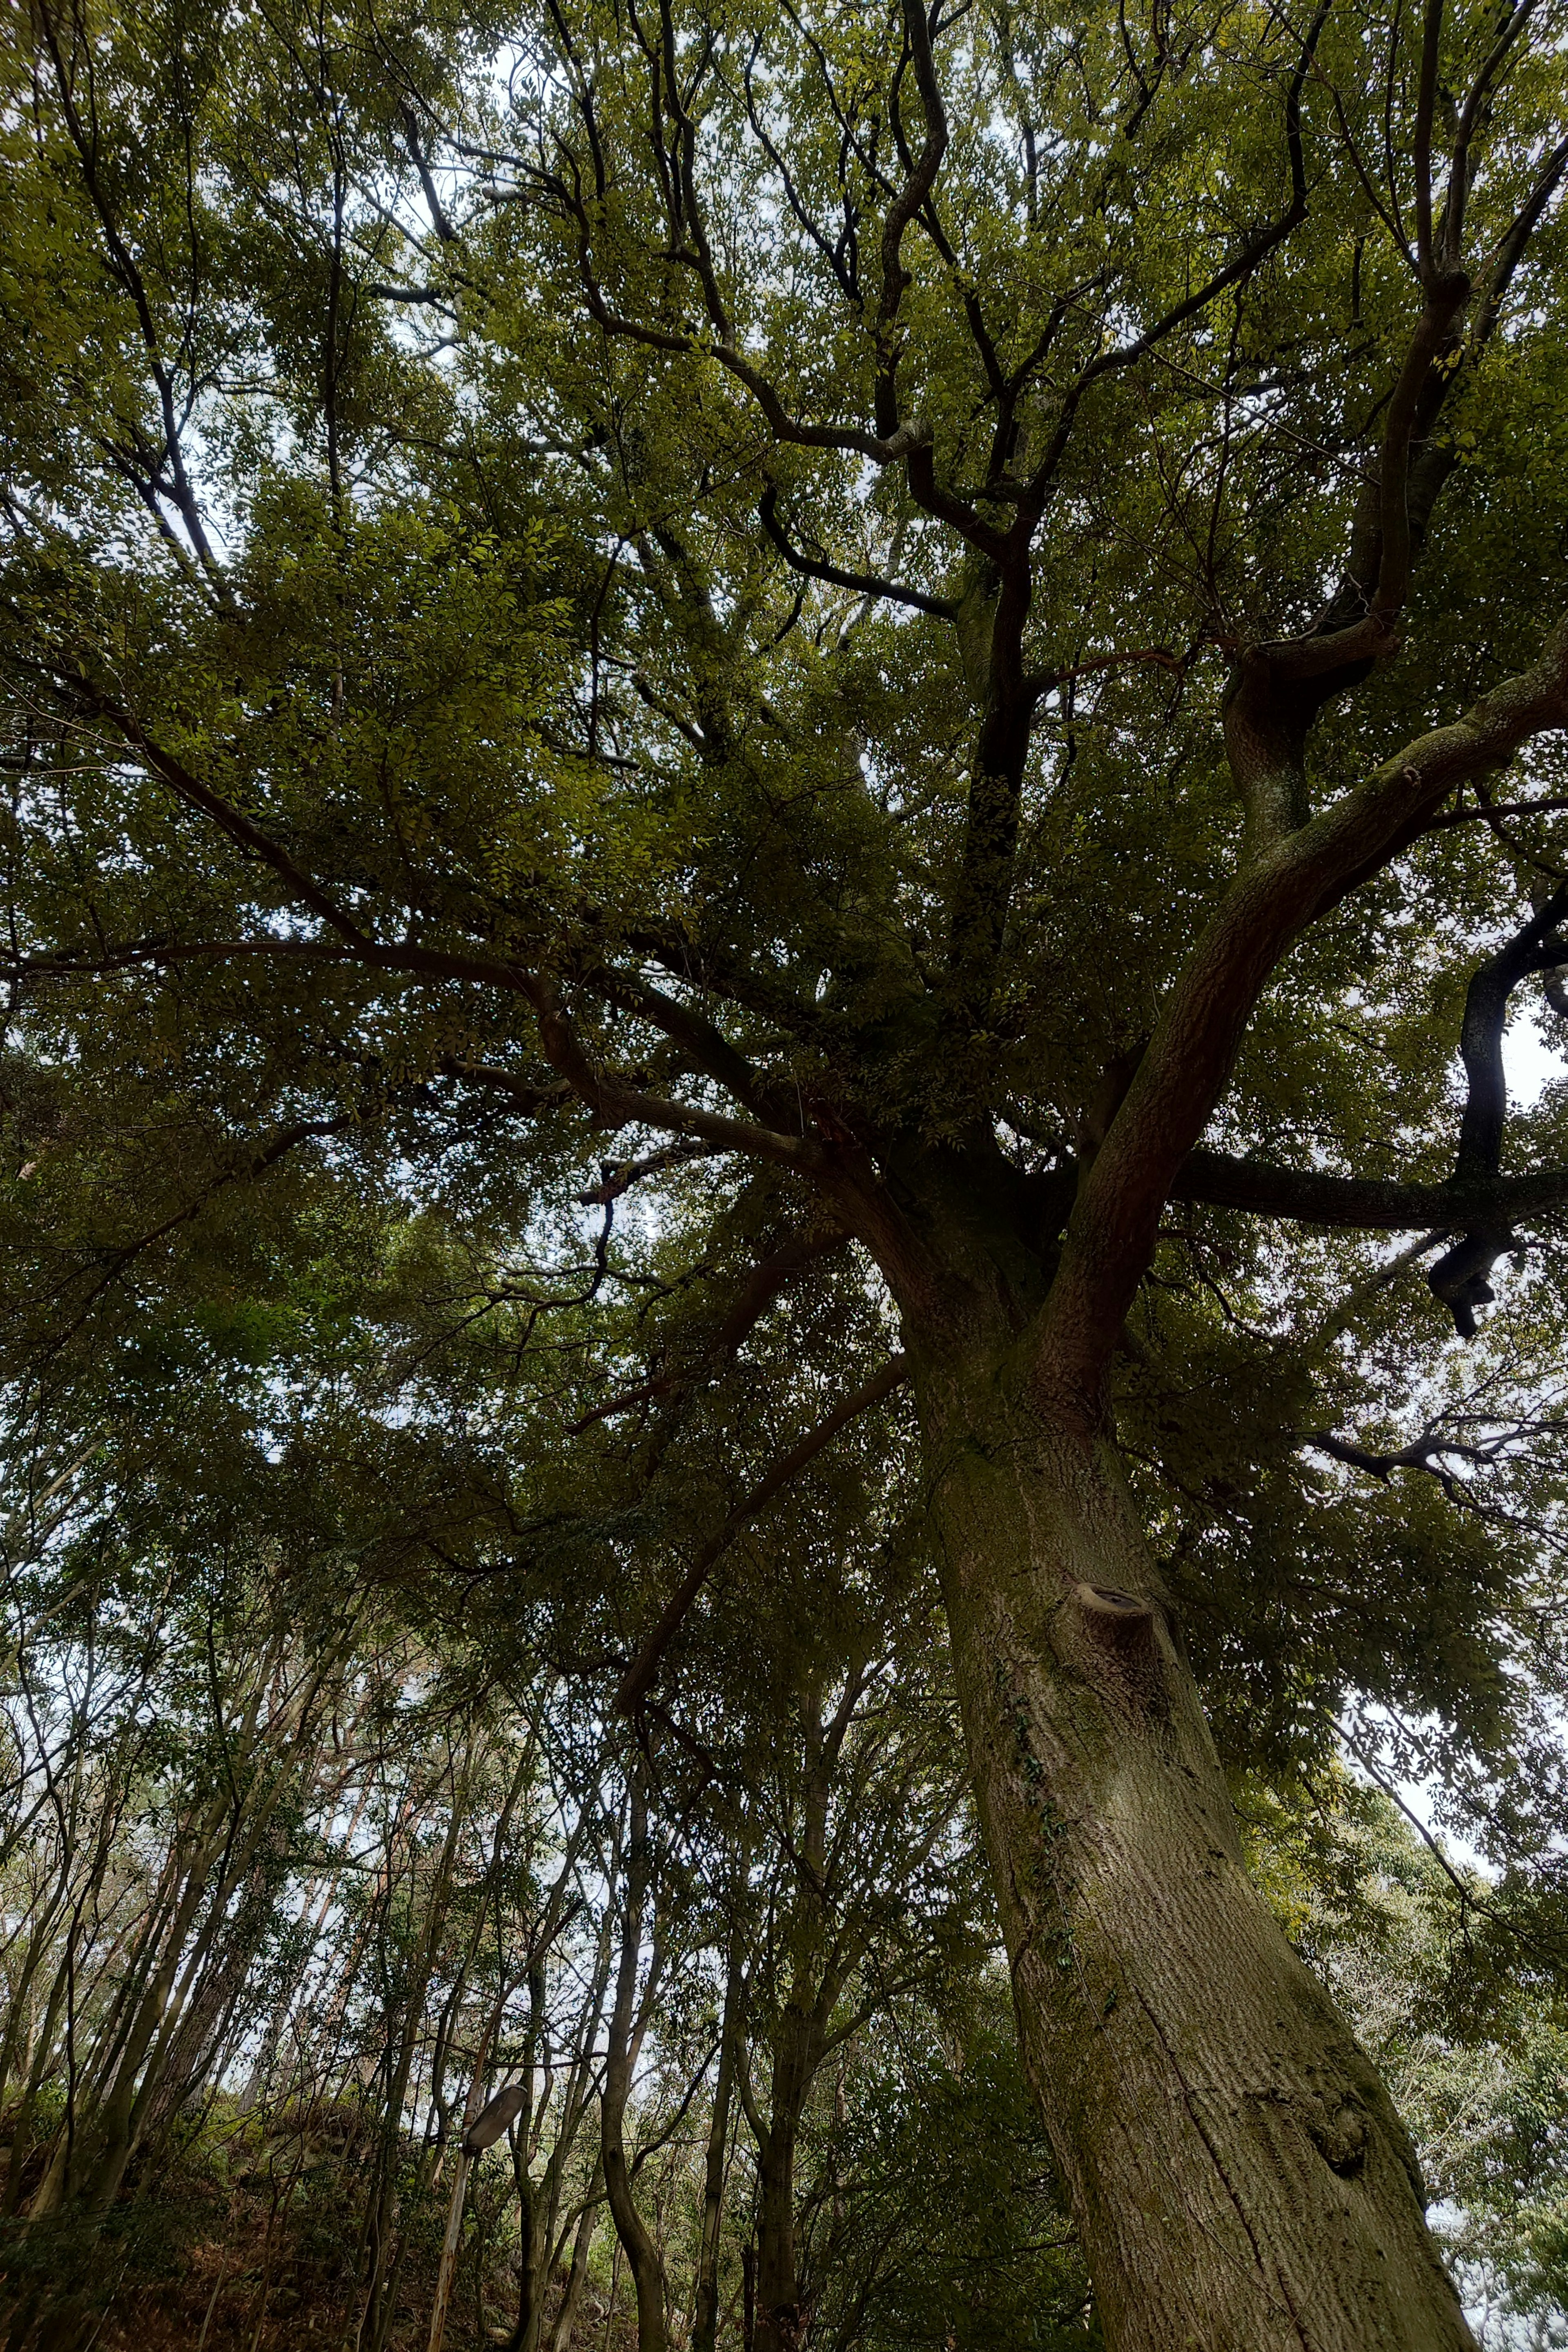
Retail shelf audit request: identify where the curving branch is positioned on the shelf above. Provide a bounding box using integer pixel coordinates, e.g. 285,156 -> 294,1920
759,485 -> 956,619
1019,2 -> 1329,519
1423,881 -> 1568,1331
1040,612 -> 1568,1420
613,1353 -> 910,1715
873,0 -> 950,439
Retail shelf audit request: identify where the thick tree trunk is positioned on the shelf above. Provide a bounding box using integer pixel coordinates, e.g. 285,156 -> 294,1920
911,1334 -> 1477,2352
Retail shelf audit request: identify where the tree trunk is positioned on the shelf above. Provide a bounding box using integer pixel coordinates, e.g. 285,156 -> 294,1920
428,2151 -> 471,2352
542,2170 -> 601,2352
753,2107 -> 802,2352
911,1333 -> 1477,2352
508,2147 -> 539,2352
600,1772 -> 668,2352
693,1941 -> 742,2352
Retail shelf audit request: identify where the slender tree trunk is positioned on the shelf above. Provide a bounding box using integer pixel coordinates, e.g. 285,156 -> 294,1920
693,1941 -> 742,2352
430,1983 -> 511,2352
542,2169 -> 601,2352
600,1773 -> 667,2352
753,2108 -> 801,2352
911,1329 -> 1477,2352
361,1763 -> 469,2352
428,2152 -> 472,2352
509,2150 -> 539,2352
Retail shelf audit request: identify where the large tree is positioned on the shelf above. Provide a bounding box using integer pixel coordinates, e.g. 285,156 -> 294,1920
4,0 -> 1568,2341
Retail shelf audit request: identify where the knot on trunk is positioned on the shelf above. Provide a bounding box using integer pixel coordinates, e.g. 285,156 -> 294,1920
1072,1582 -> 1164,1713
1305,2091 -> 1370,2178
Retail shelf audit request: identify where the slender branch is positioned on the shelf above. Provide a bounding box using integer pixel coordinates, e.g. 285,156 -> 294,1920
873,0 -> 950,439
1422,794 -> 1568,831
1442,0 -> 1540,265
1412,0 -> 1445,285
759,486 -> 956,619
11,937 -> 825,1175
578,1143 -> 711,1205
59,680 -> 367,944
613,1355 -> 910,1714
1021,2 -> 1329,514
568,1226 -> 849,1433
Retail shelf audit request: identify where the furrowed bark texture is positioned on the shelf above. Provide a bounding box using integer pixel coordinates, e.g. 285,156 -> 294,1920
909,1328 -> 1476,2352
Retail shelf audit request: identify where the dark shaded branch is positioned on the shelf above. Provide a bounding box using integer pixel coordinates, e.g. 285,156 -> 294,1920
569,1225 -> 850,1433
1423,880 -> 1568,1330
760,486 -> 956,619
1412,0 -> 1445,285
1307,1428 -> 1496,1481
1173,1148 -> 1568,1232
1421,794 -> 1568,830
1453,884 -> 1568,1182
1021,3 -> 1328,515
11,935 -> 825,1175
399,102 -> 459,242
1441,0 -> 1542,267
59,680 -> 367,945
579,1143 -> 711,1205
37,1114 -> 358,1353
873,0 -> 950,440
1039,610 -> 1568,1419
587,965 -> 776,1118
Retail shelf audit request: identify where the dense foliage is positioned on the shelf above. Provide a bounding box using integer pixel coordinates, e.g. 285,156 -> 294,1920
4,0 -> 1568,2339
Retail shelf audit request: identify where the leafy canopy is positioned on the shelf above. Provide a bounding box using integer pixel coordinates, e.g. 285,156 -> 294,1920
2,0 -> 1568,1880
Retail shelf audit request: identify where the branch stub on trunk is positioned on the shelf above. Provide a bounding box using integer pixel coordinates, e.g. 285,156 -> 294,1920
1072,1582 -> 1164,1713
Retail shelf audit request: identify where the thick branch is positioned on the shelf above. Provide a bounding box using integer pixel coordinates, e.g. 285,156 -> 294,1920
1173,1149 -> 1568,1231
1454,883 -> 1568,1182
1039,614 -> 1568,1418
1421,880 -> 1568,1330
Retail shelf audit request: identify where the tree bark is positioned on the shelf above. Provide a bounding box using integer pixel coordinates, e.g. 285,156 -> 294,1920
910,1327 -> 1477,2352
428,2153 -> 471,2352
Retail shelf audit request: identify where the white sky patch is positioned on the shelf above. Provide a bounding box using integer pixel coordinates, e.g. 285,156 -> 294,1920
1383,1768 -> 1494,1882
1502,1002 -> 1562,1112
